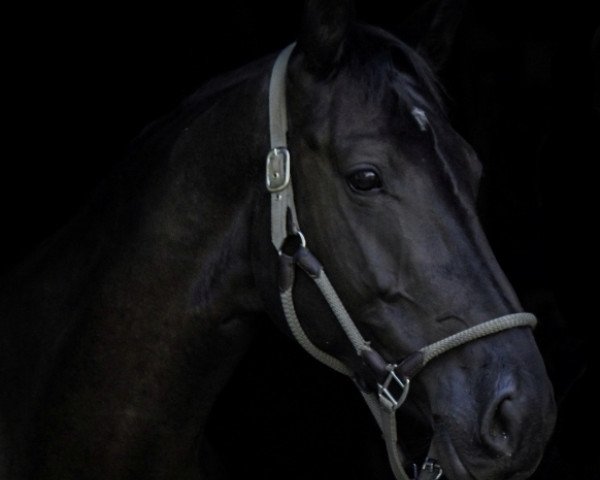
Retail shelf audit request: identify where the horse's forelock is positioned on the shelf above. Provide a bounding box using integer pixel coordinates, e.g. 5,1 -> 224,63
342,25 -> 446,116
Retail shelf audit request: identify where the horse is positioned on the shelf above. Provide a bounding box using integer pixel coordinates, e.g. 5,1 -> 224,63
0,1 -> 556,479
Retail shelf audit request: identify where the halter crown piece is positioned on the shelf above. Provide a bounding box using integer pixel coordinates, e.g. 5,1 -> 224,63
266,43 -> 537,480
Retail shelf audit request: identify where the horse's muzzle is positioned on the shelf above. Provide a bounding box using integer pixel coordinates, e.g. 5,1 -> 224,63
425,332 -> 556,480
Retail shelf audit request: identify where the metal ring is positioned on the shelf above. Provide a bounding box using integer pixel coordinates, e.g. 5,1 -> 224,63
296,230 -> 306,248
277,230 -> 307,256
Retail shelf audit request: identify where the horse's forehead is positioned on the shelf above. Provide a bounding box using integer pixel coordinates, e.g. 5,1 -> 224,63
329,72 -> 428,134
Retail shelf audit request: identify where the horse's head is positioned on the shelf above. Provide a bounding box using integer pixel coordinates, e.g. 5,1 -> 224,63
254,2 -> 555,479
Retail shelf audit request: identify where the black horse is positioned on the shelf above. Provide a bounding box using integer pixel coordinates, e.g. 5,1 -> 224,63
0,1 -> 556,479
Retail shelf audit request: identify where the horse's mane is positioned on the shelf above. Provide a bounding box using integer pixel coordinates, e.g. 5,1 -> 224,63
135,24 -> 443,149
130,24 -> 443,159
131,54 -> 275,150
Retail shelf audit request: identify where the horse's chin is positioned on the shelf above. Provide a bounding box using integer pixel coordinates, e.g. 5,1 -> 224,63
432,433 -> 480,480
430,431 -> 478,480
429,431 -> 537,480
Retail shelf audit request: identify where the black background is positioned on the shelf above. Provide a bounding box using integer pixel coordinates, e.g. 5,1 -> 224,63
3,1 -> 598,479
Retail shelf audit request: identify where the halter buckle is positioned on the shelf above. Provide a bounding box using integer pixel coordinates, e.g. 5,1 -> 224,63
378,365 -> 410,411
418,458 -> 443,480
266,147 -> 291,192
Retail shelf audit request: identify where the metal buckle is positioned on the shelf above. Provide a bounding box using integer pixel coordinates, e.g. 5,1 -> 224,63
419,458 -> 443,480
266,147 -> 290,192
378,365 -> 410,411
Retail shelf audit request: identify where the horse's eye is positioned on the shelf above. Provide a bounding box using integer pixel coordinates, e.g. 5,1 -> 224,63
347,169 -> 382,192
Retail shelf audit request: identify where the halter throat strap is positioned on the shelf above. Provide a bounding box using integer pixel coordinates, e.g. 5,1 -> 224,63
266,43 -> 537,480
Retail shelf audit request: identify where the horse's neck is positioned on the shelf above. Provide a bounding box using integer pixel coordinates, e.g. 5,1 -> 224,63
3,66 -> 270,337
0,69 -> 272,475
78,69 -> 270,360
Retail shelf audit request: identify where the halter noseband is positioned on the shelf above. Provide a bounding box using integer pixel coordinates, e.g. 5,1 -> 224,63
266,43 -> 537,480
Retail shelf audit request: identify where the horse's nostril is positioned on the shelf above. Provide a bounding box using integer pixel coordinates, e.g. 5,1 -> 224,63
482,393 -> 519,458
490,399 -> 510,438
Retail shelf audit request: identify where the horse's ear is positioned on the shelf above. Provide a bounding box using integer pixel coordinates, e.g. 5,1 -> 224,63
297,0 -> 355,78
400,0 -> 467,73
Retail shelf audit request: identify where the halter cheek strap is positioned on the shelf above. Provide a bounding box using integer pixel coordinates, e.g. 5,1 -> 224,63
266,43 -> 537,480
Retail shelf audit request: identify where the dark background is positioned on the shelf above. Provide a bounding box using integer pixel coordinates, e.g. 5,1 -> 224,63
3,1 -> 598,479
